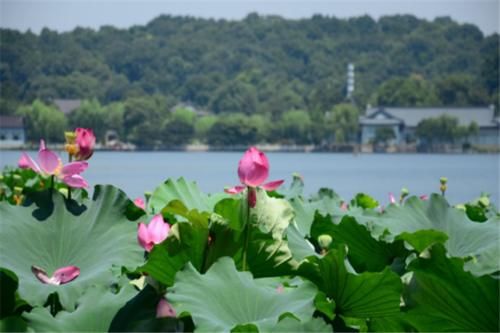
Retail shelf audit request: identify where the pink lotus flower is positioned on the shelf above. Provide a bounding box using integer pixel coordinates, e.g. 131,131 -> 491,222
18,154 -> 30,169
156,298 -> 176,318
134,197 -> 146,210
137,214 -> 170,252
74,128 -> 95,161
389,193 -> 396,204
225,147 -> 284,195
20,140 -> 89,188
31,265 -> 80,285
420,195 -> 429,200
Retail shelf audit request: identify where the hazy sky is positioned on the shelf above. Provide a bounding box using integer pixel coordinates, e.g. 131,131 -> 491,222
1,0 -> 499,35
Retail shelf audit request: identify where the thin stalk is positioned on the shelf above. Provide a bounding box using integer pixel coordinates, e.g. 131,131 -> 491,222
50,175 -> 55,197
241,188 -> 251,271
68,154 -> 72,200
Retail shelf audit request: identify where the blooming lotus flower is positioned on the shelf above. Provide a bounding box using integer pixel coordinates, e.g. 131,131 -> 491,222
20,140 -> 89,188
137,214 -> 170,252
156,298 -> 176,318
74,128 -> 95,161
134,197 -> 146,210
31,265 -> 80,285
225,146 -> 284,196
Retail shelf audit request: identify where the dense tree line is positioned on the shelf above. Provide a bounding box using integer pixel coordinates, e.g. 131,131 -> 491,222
0,14 -> 498,146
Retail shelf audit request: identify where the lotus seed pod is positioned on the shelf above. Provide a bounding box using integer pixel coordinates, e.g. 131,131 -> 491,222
440,177 -> 448,185
144,191 -> 153,202
65,131 -> 77,144
440,184 -> 447,193
13,186 -> 23,195
455,204 -> 466,211
58,188 -> 69,197
401,187 -> 409,198
478,196 -> 490,207
65,143 -> 79,156
318,234 -> 333,249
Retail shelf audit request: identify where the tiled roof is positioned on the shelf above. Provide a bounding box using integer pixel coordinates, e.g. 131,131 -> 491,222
0,116 -> 24,128
362,107 -> 497,128
54,99 -> 81,115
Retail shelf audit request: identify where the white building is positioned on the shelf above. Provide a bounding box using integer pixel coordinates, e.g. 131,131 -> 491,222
0,116 -> 25,148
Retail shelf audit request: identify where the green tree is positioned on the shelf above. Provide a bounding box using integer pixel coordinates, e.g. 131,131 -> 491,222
68,99 -> 107,141
16,100 -> 67,143
434,74 -> 489,106
374,127 -> 396,145
325,103 -> 360,144
280,110 -> 312,144
207,114 -> 258,146
194,115 -> 217,142
372,75 -> 439,107
415,115 -> 469,147
162,118 -> 195,146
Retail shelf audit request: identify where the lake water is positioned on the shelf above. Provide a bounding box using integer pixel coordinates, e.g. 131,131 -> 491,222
1,151 -> 498,206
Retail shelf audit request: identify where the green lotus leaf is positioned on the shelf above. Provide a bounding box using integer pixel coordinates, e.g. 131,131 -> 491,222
140,218 -> 209,286
270,316 -> 332,332
148,177 -> 227,214
251,187 -> 294,240
405,244 -> 499,332
0,185 -> 144,310
374,194 -> 500,275
311,215 -> 408,273
168,257 -> 317,332
24,284 -> 138,332
298,246 -> 402,323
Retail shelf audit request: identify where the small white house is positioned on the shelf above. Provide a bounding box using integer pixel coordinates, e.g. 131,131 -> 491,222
0,116 -> 25,148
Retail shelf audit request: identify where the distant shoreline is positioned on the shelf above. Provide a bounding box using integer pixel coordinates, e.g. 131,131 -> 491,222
1,143 -> 499,154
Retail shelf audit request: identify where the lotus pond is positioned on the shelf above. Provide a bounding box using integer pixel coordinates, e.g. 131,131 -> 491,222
0,138 -> 499,332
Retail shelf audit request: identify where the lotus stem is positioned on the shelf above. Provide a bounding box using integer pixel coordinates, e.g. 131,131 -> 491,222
242,188 -> 251,272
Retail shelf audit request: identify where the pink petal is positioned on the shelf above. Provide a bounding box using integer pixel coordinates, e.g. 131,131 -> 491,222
31,265 -> 52,284
340,202 -> 349,211
389,193 -> 396,204
39,139 -> 46,151
237,147 -> 269,187
18,154 -> 30,169
134,198 -> 146,210
261,180 -> 285,191
61,161 -> 88,177
38,148 -> 61,175
138,223 -> 152,252
53,266 -> 80,284
147,214 -> 170,245
19,153 -> 40,172
156,298 -> 176,318
224,185 -> 246,194
62,174 -> 88,188
420,195 -> 429,200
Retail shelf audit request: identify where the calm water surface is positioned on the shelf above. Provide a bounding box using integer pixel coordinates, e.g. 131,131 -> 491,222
1,151 -> 498,206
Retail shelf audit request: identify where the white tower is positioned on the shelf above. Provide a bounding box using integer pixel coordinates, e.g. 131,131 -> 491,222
347,63 -> 355,99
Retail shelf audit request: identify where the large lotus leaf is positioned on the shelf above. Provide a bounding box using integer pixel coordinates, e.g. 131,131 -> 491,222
298,246 -> 402,323
251,187 -> 294,240
168,257 -> 317,332
311,215 -> 408,273
405,244 -> 499,332
290,196 -> 341,237
140,218 -> 209,286
24,284 -> 138,332
0,185 -> 144,310
374,194 -> 500,275
148,177 -> 227,214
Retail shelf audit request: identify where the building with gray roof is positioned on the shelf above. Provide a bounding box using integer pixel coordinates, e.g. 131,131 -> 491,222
359,106 -> 499,147
0,116 -> 25,148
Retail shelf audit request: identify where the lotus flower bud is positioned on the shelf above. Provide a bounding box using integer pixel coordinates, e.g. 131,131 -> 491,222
317,234 -> 333,250
74,128 -> 96,161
